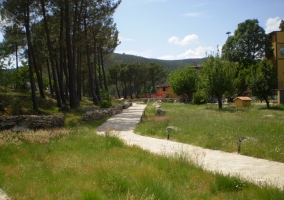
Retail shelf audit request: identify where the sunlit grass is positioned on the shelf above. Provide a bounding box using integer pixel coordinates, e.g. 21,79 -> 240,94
135,102 -> 284,162
1,97 -> 284,199
0,118 -> 283,199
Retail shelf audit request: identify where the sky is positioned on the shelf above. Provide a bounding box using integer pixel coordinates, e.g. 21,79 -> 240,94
113,0 -> 284,60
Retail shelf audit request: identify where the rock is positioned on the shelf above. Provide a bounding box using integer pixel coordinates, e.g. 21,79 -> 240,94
11,125 -> 30,132
156,109 -> 166,116
0,121 -> 16,129
122,102 -> 132,109
0,115 -> 65,131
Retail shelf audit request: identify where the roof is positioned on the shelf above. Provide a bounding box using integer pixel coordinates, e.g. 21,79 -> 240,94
234,96 -> 252,101
156,83 -> 170,88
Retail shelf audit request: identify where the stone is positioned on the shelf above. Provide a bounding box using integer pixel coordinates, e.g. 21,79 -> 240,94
11,125 -> 30,132
156,109 -> 166,116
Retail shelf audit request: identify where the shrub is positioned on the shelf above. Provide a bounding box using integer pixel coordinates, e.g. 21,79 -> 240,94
99,90 -> 112,108
193,90 -> 207,104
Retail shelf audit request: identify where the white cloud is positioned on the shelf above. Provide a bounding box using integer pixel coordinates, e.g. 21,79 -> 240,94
115,50 -> 154,58
168,34 -> 199,45
265,17 -> 281,33
158,46 -> 214,60
177,46 -> 214,59
157,55 -> 175,60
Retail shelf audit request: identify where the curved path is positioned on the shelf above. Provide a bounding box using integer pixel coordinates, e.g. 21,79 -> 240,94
97,103 -> 284,190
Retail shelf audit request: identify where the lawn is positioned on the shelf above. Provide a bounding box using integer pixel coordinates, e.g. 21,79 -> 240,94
135,102 -> 284,163
0,100 -> 284,199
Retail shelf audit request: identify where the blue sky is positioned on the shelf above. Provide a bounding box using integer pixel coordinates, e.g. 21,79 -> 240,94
113,0 -> 284,60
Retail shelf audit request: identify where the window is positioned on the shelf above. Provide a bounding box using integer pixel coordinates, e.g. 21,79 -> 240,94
163,87 -> 166,91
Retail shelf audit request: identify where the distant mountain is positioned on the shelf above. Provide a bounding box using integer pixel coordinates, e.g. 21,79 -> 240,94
105,53 -> 205,72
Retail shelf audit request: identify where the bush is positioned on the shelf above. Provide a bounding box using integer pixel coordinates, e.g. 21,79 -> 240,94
210,173 -> 247,193
38,98 -> 55,109
100,90 -> 112,108
11,97 -> 31,115
193,90 -> 207,104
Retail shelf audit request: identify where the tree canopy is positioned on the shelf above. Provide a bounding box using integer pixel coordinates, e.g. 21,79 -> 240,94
199,56 -> 235,109
248,59 -> 277,108
167,66 -> 197,99
222,19 -> 272,63
279,19 -> 284,31
0,0 -> 121,110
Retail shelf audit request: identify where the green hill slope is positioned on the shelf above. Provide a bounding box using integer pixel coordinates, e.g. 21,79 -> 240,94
105,53 -> 205,72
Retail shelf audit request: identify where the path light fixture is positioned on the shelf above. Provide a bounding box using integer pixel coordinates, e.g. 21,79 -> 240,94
226,31 -> 231,38
166,126 -> 179,140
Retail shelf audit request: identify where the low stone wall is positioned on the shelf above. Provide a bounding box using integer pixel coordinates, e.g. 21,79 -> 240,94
0,115 -> 65,131
82,102 -> 132,121
0,102 -> 133,131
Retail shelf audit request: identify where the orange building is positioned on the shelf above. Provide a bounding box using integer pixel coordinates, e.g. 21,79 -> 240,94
269,31 -> 284,103
155,84 -> 180,98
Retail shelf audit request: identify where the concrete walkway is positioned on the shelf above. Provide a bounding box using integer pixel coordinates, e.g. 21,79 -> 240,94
97,103 -> 284,190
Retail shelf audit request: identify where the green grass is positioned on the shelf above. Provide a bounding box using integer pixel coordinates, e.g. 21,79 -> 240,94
135,103 -> 284,162
1,95 -> 284,199
1,119 -> 284,199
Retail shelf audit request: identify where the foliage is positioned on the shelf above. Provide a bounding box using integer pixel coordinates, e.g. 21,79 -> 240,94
10,97 -> 31,115
14,64 -> 31,92
99,90 -> 112,108
248,59 -> 277,108
167,66 -> 197,98
233,63 -> 251,96
279,19 -> 284,31
146,62 -> 167,90
199,56 -> 235,109
222,19 -> 272,63
211,173 -> 247,193
192,89 -> 207,104
107,53 -> 205,72
0,68 -> 14,91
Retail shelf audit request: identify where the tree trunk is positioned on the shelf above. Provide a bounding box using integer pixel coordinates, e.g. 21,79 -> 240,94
25,2 -> 38,112
58,6 -> 67,105
265,98 -> 270,108
84,18 -> 99,105
63,48 -> 69,100
30,39 -> 45,98
93,39 -> 100,100
217,97 -> 223,109
100,47 -> 108,91
65,0 -> 78,109
41,0 -> 62,107
115,79 -> 120,98
46,59 -> 54,96
97,50 -> 103,89
76,47 -> 81,101
15,43 -> 18,90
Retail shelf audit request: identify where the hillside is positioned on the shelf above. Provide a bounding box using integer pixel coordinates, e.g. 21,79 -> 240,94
105,53 -> 205,72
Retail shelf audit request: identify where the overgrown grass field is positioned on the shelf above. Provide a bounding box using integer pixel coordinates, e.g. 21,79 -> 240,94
1,98 -> 284,199
135,102 -> 284,163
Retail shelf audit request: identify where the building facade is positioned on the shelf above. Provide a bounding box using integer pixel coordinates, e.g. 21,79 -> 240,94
155,84 -> 180,98
269,31 -> 284,103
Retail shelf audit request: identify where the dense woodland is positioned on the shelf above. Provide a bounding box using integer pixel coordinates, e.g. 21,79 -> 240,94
0,0 -> 123,111
0,0 -> 205,112
0,0 -> 282,112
